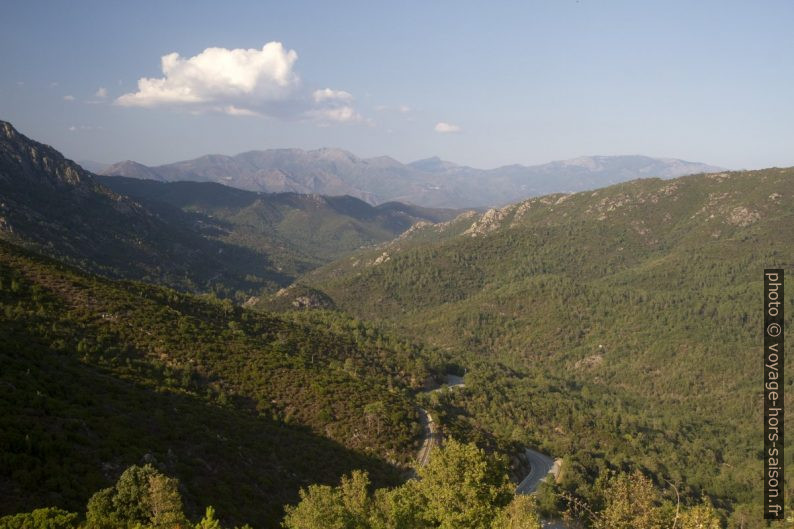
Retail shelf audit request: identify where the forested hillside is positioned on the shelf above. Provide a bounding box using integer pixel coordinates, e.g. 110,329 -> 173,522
0,240 -> 451,528
0,120 -> 454,301
96,175 -> 459,279
300,168 -> 794,524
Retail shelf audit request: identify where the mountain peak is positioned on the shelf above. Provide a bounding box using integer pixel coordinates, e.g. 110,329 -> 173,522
1,120 -> 18,140
408,156 -> 460,173
99,144 -> 725,209
102,160 -> 167,181
0,120 -> 90,188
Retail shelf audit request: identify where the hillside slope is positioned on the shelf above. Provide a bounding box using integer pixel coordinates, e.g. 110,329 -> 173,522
301,167 -> 794,512
0,240 -> 449,527
0,121 -> 455,299
96,175 -> 459,272
0,121 -> 290,295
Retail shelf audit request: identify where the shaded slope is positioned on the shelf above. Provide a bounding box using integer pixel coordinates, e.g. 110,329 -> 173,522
0,120 -> 287,294
0,240 -> 444,527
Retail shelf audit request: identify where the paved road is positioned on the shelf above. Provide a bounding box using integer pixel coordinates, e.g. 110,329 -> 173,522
415,408 -> 441,467
414,374 -> 568,526
515,447 -> 559,494
415,374 -> 465,467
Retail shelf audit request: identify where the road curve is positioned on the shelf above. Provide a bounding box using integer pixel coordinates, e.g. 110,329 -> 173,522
414,375 -> 560,496
414,374 -> 465,467
415,408 -> 441,467
515,448 -> 558,494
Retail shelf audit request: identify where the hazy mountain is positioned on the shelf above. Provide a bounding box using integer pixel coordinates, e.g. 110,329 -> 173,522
0,120 -> 292,293
0,121 -> 455,297
102,149 -> 723,208
100,159 -> 165,181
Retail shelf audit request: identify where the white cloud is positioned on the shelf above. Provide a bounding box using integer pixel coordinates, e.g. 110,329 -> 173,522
435,121 -> 461,133
95,87 -> 108,98
116,42 -> 367,124
117,42 -> 300,113
63,95 -> 75,101
309,88 -> 363,123
399,105 -> 411,113
313,88 -> 353,103
310,106 -> 363,123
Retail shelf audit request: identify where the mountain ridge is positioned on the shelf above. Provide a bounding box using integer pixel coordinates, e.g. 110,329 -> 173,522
101,149 -> 723,209
294,165 -> 794,518
0,120 -> 458,298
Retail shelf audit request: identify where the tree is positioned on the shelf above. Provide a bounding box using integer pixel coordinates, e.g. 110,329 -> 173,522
491,495 -> 541,529
596,471 -> 666,529
85,487 -> 118,529
195,507 -> 222,529
149,473 -> 188,528
680,502 -> 721,529
281,471 -> 372,529
370,481 -> 427,529
0,508 -> 78,529
417,438 -> 514,529
85,464 -> 188,529
111,465 -> 158,524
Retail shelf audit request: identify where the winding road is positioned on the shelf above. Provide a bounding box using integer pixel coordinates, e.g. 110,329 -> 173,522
414,374 -> 561,495
515,448 -> 561,494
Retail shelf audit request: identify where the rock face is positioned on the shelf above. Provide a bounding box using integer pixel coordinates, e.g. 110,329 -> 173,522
265,284 -> 336,311
101,149 -> 723,209
1,121 -> 94,189
0,120 -> 289,292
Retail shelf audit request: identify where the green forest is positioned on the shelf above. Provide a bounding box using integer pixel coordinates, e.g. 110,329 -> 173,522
1,119 -> 793,528
1,440 -> 729,529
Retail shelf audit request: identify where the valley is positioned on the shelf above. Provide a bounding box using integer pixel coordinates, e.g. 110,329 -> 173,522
0,120 -> 790,529
3,5 -> 791,527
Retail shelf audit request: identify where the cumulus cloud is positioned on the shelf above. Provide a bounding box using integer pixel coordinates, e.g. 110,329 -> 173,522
435,122 -> 461,133
117,42 -> 300,112
95,87 -> 108,98
116,42 -> 365,124
63,95 -> 75,101
308,87 -> 363,123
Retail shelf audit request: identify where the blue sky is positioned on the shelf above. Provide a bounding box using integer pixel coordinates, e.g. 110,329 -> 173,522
1,1 -> 793,169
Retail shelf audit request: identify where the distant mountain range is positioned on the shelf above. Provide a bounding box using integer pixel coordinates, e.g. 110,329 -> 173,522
0,120 -> 455,296
101,150 -> 723,208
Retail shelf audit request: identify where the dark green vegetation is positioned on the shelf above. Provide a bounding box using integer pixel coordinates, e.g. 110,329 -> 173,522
96,175 -> 458,279
3,120 -> 792,527
2,442 -> 728,529
0,120 -> 455,300
0,239 -> 455,528
303,168 -> 794,525
0,121 -> 282,295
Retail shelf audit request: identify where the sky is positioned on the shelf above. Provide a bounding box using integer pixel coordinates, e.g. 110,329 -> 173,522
1,0 -> 793,170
